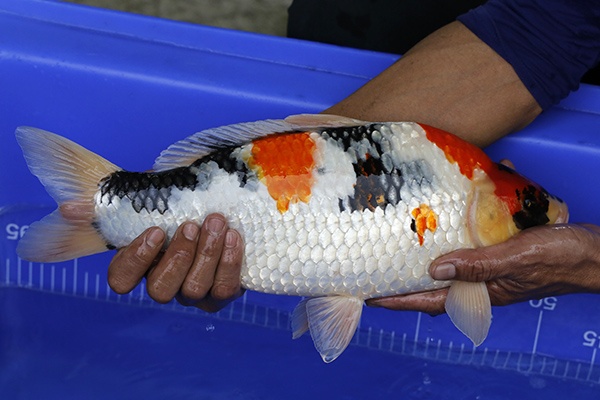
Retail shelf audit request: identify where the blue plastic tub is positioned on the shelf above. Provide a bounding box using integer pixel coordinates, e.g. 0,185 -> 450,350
2,1 -> 600,398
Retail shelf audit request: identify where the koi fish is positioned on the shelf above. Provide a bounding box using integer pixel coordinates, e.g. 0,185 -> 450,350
15,114 -> 568,362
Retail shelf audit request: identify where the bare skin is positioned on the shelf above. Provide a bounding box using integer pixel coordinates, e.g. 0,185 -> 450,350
106,21 -> 600,313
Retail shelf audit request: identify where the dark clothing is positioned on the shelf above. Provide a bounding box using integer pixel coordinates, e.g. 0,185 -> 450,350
288,0 -> 486,55
459,0 -> 600,109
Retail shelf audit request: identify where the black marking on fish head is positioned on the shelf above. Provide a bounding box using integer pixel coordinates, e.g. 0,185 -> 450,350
512,185 -> 550,230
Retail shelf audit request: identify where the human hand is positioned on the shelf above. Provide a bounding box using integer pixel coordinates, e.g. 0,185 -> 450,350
367,223 -> 600,314
107,213 -> 245,312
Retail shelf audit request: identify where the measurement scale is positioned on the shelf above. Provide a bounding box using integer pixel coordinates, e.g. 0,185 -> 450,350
3,204 -> 600,384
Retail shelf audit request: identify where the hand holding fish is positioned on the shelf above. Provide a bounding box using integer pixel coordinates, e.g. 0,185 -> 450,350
368,223 -> 600,314
107,214 -> 245,313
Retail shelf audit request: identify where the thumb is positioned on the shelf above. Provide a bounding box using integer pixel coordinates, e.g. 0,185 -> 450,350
430,247 -> 505,283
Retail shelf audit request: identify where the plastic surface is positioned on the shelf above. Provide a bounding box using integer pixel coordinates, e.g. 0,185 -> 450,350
1,1 -> 600,398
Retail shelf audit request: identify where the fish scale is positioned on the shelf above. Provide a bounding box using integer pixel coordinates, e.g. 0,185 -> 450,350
15,113 -> 568,363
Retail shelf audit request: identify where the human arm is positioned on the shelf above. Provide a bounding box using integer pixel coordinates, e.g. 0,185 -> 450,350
325,21 -> 541,147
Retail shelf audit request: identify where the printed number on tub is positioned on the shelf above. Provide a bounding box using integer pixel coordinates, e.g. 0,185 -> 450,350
529,297 -> 558,311
583,331 -> 600,348
6,223 -> 29,240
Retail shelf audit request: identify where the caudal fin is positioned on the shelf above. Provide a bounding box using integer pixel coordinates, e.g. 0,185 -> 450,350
15,127 -> 121,262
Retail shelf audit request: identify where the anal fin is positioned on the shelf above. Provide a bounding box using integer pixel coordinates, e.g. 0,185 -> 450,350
292,296 -> 363,363
445,281 -> 491,346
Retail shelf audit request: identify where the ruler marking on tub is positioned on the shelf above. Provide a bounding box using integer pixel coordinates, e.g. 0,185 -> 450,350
139,281 -> 145,305
39,263 -> 44,290
532,310 -> 544,354
433,339 -> 441,360
414,312 -> 422,344
84,272 -> 89,297
50,265 -> 55,292
588,348 -> 597,381
94,274 -> 100,300
17,256 -> 21,286
61,267 -> 66,294
28,261 -> 32,287
73,259 -> 78,295
5,257 -> 9,285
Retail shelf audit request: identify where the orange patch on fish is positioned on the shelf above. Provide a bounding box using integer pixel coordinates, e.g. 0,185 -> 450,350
419,123 -> 492,180
248,132 -> 316,213
411,204 -> 438,246
420,123 -> 530,216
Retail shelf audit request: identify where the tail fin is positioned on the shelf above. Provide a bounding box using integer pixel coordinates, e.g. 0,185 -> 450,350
15,127 -> 121,262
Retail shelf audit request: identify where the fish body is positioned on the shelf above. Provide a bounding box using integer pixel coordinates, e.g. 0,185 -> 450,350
15,114 -> 568,362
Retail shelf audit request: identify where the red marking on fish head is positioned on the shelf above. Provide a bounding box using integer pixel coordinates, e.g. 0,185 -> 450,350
420,124 -> 567,246
248,132 -> 316,213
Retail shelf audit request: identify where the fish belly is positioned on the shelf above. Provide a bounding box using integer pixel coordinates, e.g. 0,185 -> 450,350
240,200 -> 469,299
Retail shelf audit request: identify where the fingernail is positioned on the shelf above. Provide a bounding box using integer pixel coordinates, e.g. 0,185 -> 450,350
206,216 -> 225,235
224,231 -> 238,248
146,228 -> 165,248
432,263 -> 456,280
183,223 -> 200,241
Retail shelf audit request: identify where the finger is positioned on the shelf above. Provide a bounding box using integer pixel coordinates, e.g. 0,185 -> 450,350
430,247 -> 505,283
367,289 -> 448,316
146,222 -> 200,303
107,227 -> 165,294
180,214 -> 228,301
427,224 -> 552,282
210,229 -> 245,301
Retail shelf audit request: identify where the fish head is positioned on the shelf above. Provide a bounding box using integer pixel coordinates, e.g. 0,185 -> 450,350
468,163 -> 568,247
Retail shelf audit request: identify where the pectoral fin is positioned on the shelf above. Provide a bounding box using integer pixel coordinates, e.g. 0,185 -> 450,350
291,296 -> 363,363
291,298 -> 310,339
445,281 -> 491,346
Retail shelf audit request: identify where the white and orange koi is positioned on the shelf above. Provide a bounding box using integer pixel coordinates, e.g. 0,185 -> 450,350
15,114 -> 568,362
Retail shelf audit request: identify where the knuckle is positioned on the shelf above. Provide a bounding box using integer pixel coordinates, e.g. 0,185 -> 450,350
181,281 -> 210,302
146,282 -> 174,304
470,259 -> 490,281
107,274 -> 133,295
211,282 -> 240,301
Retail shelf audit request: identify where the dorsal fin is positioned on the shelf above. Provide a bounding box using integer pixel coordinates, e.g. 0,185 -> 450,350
153,118 -> 300,171
152,114 -> 369,171
284,113 -> 367,128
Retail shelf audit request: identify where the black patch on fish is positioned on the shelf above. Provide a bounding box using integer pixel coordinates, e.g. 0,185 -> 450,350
325,125 -> 404,213
192,147 -> 252,187
410,219 -> 417,233
100,167 -> 197,214
321,124 -> 376,151
512,185 -> 550,230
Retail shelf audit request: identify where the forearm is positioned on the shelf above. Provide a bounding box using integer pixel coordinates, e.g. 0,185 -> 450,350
325,21 -> 541,147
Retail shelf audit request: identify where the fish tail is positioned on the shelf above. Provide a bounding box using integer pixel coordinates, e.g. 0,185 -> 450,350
15,127 -> 121,262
